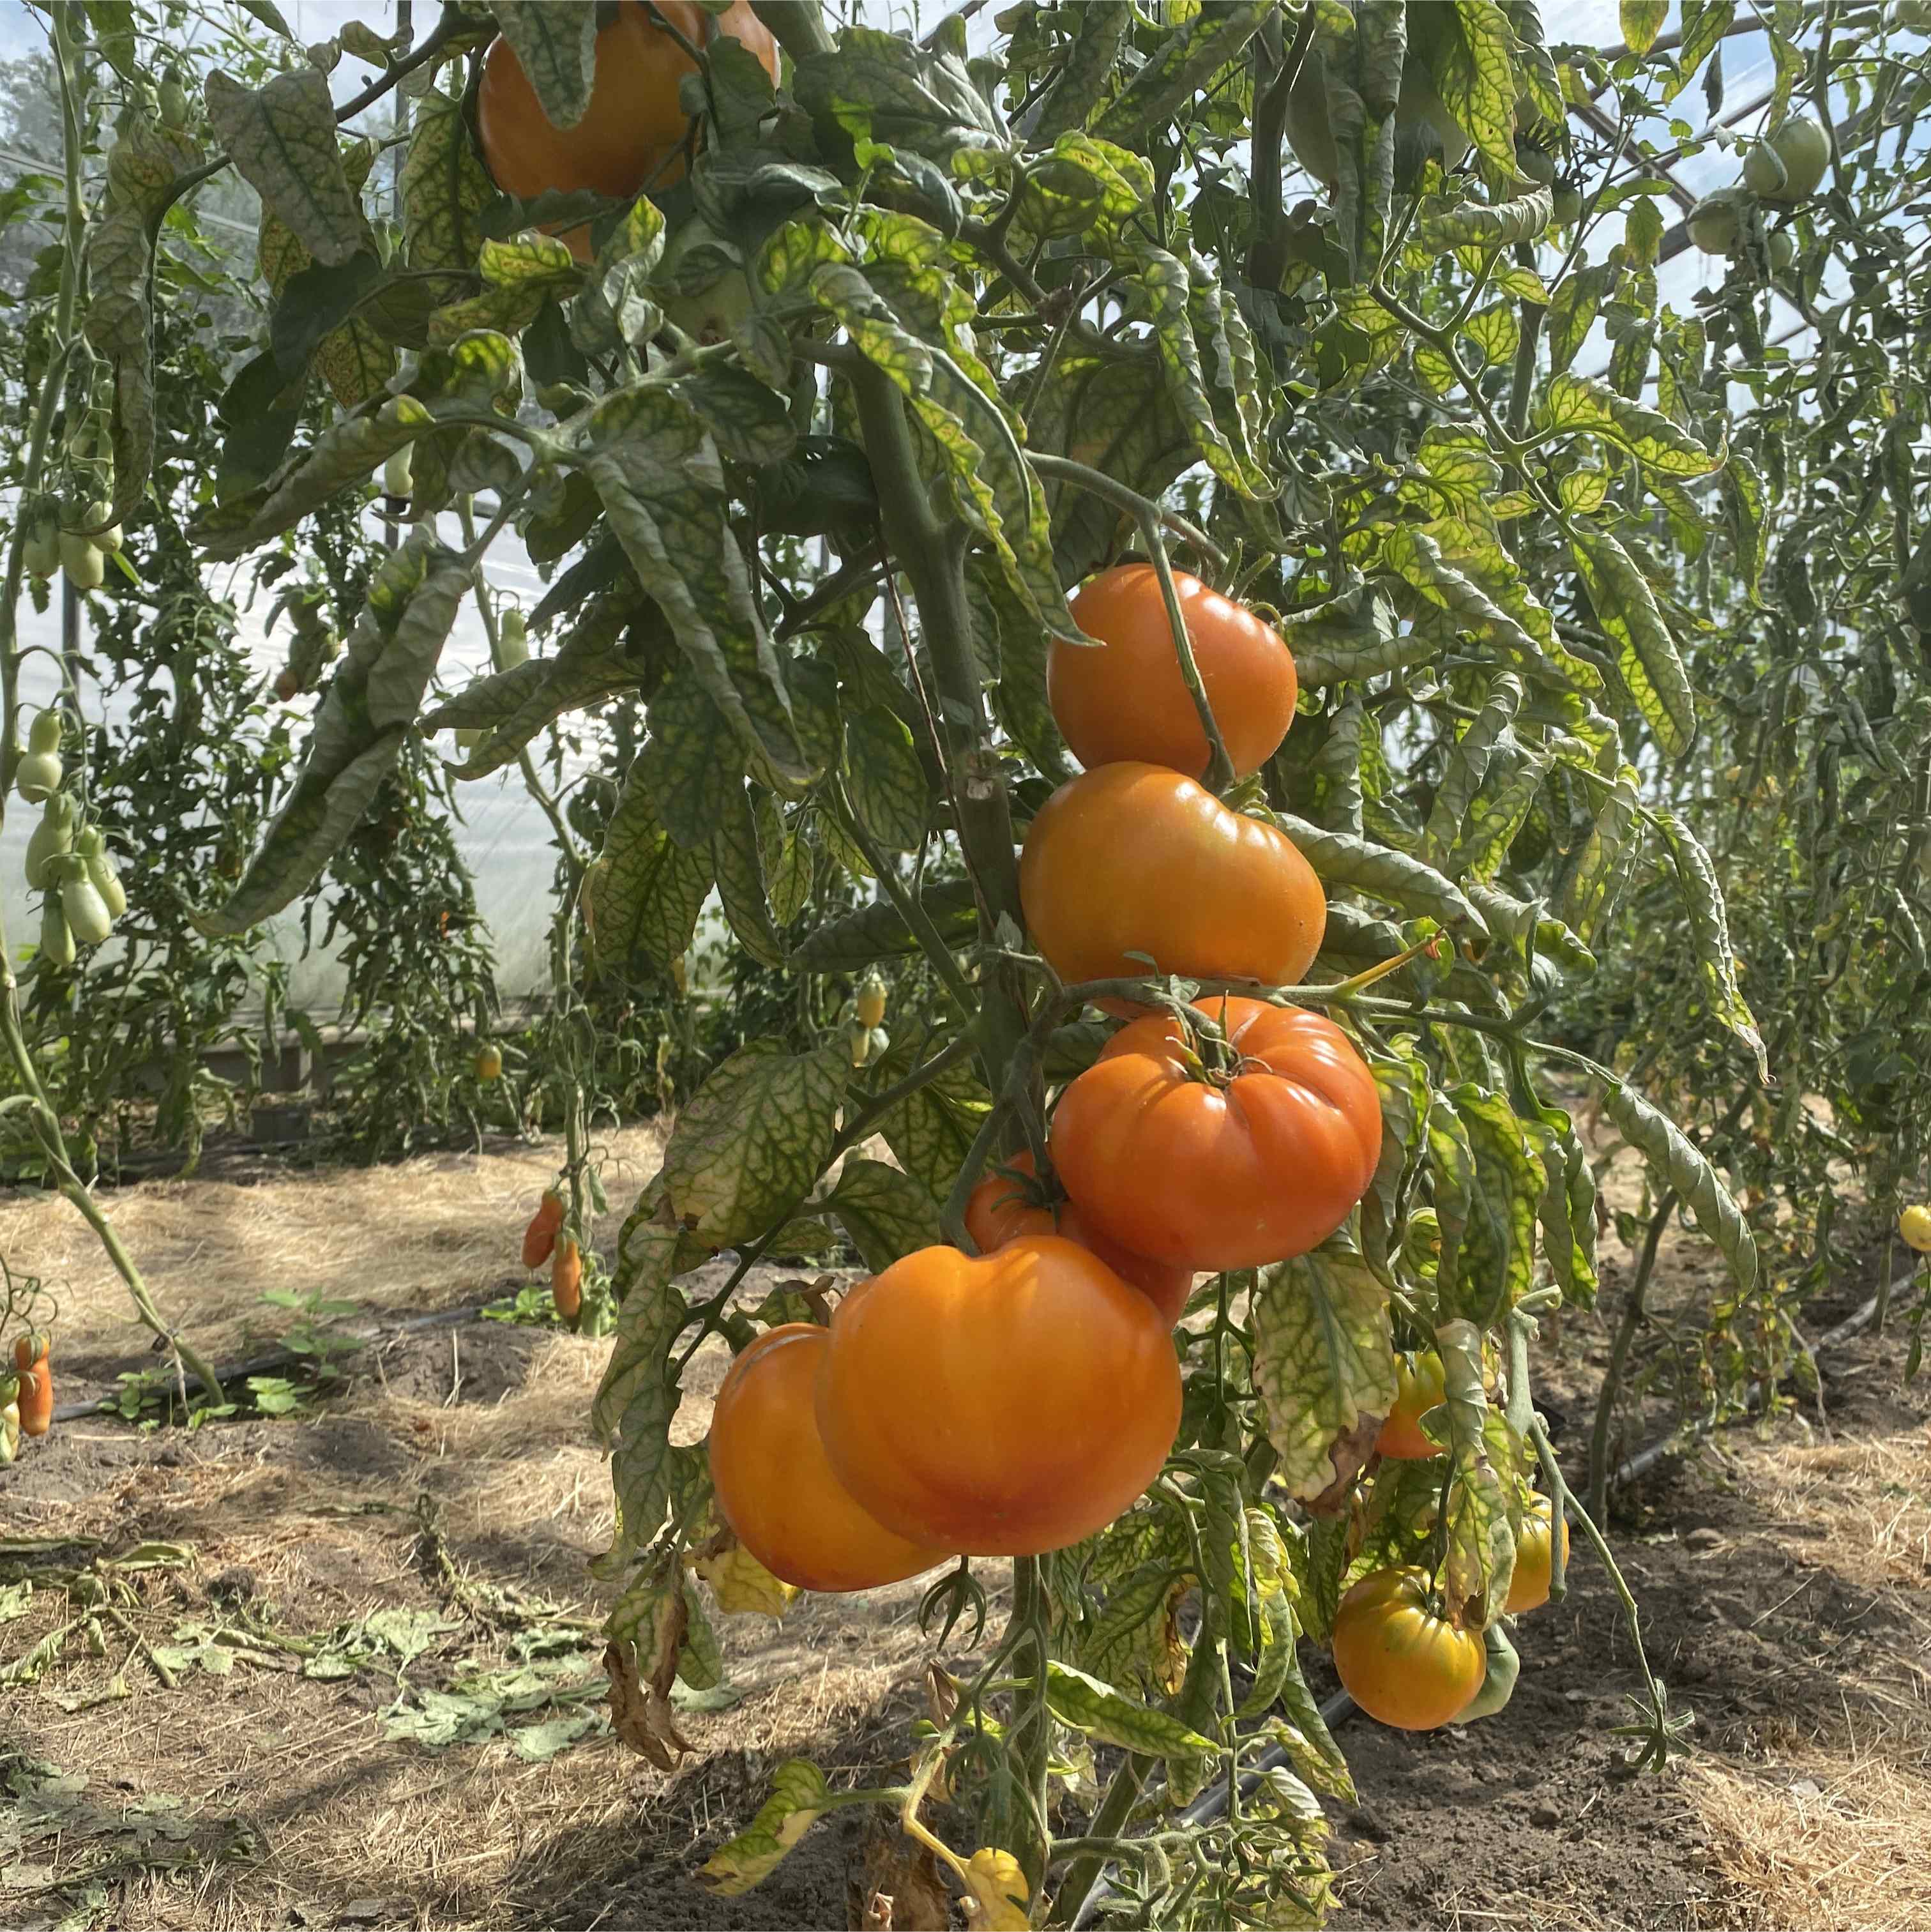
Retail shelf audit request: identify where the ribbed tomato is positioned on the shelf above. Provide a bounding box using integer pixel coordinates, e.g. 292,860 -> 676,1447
709,1325 -> 948,1593
1504,1495 -> 1567,1614
1375,1350 -> 1446,1460
1050,565 -> 1299,780
1331,1567 -> 1485,1731
964,1150 -> 1193,1325
816,1238 -> 1181,1556
477,2 -> 779,259
1050,996 -> 1382,1272
1019,763 -> 1326,996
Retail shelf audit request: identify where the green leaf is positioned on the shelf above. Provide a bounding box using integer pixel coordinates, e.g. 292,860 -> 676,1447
1540,372 -> 1723,480
488,1 -> 597,131
1527,1109 -> 1598,1308
1561,762 -> 1640,941
1034,0 -> 1133,141
801,244 -> 1082,646
635,672 -> 743,848
842,706 -> 930,853
586,770 -> 713,981
874,1038 -> 992,1198
1251,1239 -> 1397,1503
1545,264 -> 1609,376
791,881 -> 980,972
1420,676 -> 1522,869
822,1157 -> 942,1271
698,1760 -> 831,1896
662,1043 -> 847,1252
1600,1082 -> 1758,1297
1420,186 -> 1552,250
711,785 -> 789,968
205,66 -> 368,268
1426,1 -> 1517,172
1569,525 -> 1695,759
590,1212 -> 685,1561
580,390 -> 808,790
1090,0 -> 1272,147
402,85 -> 492,272
432,597 -> 658,778
1279,584 -> 1416,687
1045,1662 -> 1220,1803
195,530 -> 469,934
1649,806 -> 1768,1082
1666,0 -> 1735,102
1435,1320 -> 1515,1623
791,25 -> 1006,163
1273,812 -> 1488,936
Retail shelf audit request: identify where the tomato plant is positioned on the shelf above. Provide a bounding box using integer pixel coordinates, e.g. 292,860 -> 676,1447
0,0 -> 1916,1921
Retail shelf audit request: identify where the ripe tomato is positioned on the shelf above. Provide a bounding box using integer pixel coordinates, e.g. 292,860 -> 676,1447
964,1150 -> 1193,1325
12,1334 -> 52,1438
816,1237 -> 1182,1556
1505,1495 -> 1566,1615
552,1236 -> 583,1321
1049,565 -> 1299,781
477,2 -> 779,259
710,1325 -> 948,1592
1900,1205 -> 1931,1253
1019,763 -> 1326,997
1050,996 -> 1381,1272
1331,1567 -> 1485,1731
522,1188 -> 564,1269
1375,1350 -> 1446,1460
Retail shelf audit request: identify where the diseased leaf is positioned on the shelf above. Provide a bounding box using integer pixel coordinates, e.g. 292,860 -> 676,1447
822,1157 -> 942,1271
590,1212 -> 685,1563
1252,1239 -> 1397,1503
205,66 -> 367,267
195,530 -> 468,934
698,1760 -> 832,1896
488,0 -> 597,132
584,768 -> 713,981
1570,525 -> 1696,759
1273,812 -> 1488,936
661,1042 -> 847,1251
1600,1082 -> 1759,1295
1650,806 -> 1768,1081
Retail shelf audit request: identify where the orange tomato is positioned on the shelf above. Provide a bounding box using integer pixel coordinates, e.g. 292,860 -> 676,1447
522,1188 -> 564,1270
709,1325 -> 948,1592
13,1334 -> 51,1437
816,1237 -> 1182,1556
964,1151 -> 1193,1325
552,1236 -> 583,1321
1375,1350 -> 1446,1461
1050,995 -> 1382,1273
1331,1567 -> 1485,1731
1504,1495 -> 1567,1614
1050,564 -> 1299,780
476,2 -> 779,259
1019,763 -> 1326,998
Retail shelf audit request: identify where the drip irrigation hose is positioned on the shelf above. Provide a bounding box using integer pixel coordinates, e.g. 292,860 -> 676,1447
1068,1281 -> 1888,1928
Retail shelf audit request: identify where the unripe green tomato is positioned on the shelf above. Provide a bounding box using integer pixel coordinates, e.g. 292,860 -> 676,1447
1550,184 -> 1584,227
28,711 -> 63,756
497,605 -> 529,667
15,749 -> 63,805
1768,227 -> 1796,273
1741,141 -> 1787,195
455,726 -> 485,754
40,897 -> 75,968
382,444 -> 414,499
25,794 -> 75,890
59,533 -> 103,590
59,871 -> 114,947
1766,112 -> 1831,201
22,515 -> 60,579
75,825 -> 126,919
158,72 -> 190,128
82,499 -> 123,553
1515,144 -> 1556,187
1688,195 -> 1743,256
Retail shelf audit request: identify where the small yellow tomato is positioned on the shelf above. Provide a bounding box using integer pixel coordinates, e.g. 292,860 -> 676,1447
1900,1205 -> 1931,1253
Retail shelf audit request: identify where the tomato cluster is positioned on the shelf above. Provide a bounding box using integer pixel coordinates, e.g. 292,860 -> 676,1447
708,567 -> 1402,1592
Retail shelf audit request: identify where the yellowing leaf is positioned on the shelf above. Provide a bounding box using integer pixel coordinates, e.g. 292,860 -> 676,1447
698,1760 -> 832,1896
693,1540 -> 798,1619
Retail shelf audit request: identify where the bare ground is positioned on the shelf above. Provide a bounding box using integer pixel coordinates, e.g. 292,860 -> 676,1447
1,1136 -> 1927,1931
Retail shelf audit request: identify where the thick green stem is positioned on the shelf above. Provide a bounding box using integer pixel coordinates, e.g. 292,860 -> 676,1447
748,0 -> 834,61
1051,1755 -> 1151,1928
